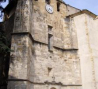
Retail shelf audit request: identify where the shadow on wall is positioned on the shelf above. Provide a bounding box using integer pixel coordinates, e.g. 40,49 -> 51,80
7,76 -> 28,89
0,55 -> 7,89
0,14 -> 15,89
7,38 -> 36,89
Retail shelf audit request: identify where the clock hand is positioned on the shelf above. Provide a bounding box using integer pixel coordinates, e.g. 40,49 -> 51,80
48,8 -> 51,11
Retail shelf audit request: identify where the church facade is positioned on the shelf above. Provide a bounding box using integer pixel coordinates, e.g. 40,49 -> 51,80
6,0 -> 98,89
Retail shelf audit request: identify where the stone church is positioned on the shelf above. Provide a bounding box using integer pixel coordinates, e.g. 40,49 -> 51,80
0,0 -> 98,89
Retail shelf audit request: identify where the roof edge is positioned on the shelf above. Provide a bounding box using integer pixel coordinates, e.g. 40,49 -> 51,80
66,4 -> 81,11
57,0 -> 81,11
66,9 -> 97,18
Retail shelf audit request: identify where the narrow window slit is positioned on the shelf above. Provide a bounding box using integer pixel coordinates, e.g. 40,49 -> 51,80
57,2 -> 60,11
48,25 -> 53,51
48,67 -> 52,76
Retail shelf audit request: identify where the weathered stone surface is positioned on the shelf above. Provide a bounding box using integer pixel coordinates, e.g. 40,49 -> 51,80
7,0 -> 98,89
28,43 -> 81,85
31,0 -> 78,49
13,0 -> 32,33
73,13 -> 98,89
9,35 -> 29,79
8,81 -> 27,89
66,5 -> 80,16
28,83 -> 82,89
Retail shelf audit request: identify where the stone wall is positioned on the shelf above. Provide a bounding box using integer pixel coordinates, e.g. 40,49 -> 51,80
73,13 -> 98,89
8,35 -> 82,89
32,0 -> 79,49
66,5 -> 80,16
7,0 -> 82,89
28,42 -> 81,85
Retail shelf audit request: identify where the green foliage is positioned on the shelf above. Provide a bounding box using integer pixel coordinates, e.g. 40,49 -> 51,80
0,30 -> 11,54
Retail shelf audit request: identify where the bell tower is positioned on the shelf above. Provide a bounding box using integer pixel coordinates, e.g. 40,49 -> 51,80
7,0 -> 82,89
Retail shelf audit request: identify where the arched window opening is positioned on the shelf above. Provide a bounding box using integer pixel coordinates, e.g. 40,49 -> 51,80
51,87 -> 56,89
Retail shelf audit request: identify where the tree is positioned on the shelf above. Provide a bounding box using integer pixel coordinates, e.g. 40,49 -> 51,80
0,24 -> 11,89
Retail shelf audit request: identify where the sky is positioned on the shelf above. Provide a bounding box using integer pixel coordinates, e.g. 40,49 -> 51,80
0,0 -> 9,8
64,0 -> 98,15
0,0 -> 9,22
0,0 -> 98,15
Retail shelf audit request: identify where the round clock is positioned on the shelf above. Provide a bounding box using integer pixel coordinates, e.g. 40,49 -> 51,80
45,4 -> 53,14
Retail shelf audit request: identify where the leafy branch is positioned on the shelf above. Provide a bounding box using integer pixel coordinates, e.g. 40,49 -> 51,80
0,30 -> 11,55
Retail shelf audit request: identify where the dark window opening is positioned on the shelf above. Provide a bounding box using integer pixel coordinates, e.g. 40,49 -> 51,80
48,67 -> 52,75
48,25 -> 53,51
48,34 -> 53,51
51,87 -> 56,89
57,2 -> 60,11
46,0 -> 50,4
48,25 -> 52,33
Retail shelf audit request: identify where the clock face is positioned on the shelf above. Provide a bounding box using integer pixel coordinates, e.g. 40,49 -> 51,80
46,4 -> 53,14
